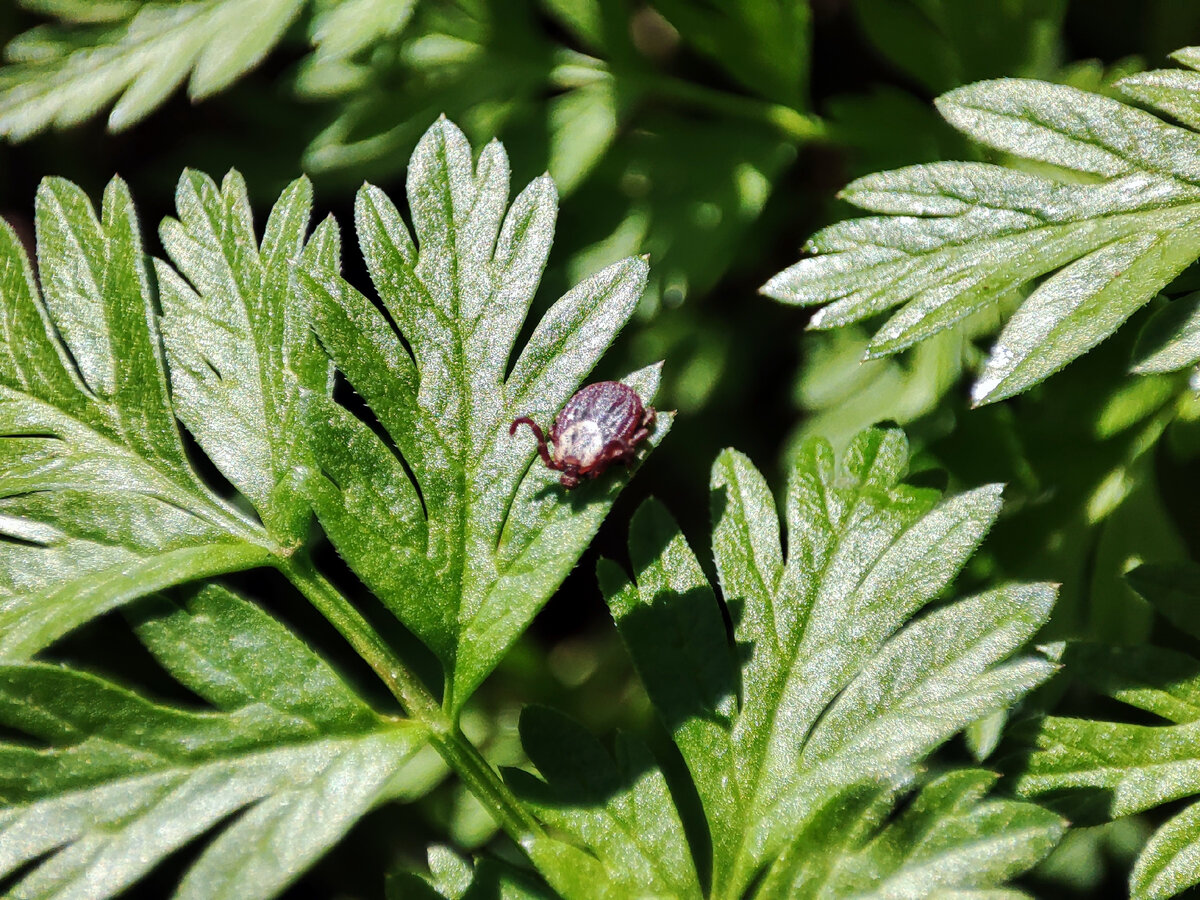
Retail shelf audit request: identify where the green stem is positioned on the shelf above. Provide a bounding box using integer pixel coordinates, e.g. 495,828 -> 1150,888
280,553 -> 542,840
644,75 -> 827,142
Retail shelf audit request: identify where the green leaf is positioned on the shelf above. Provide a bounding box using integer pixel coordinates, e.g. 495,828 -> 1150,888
0,584 -> 428,900
296,117 -> 671,712
1017,562 -> 1200,899
650,0 -> 810,105
594,427 -> 1060,898
778,770 -> 1061,898
1126,561 -> 1200,641
851,0 -> 1065,94
788,323 -> 979,457
389,845 -> 557,900
308,0 -> 415,63
507,706 -> 702,899
0,0 -> 306,137
157,169 -> 333,542
1132,800 -> 1200,900
763,53 -> 1200,404
1133,291 -> 1200,374
1117,47 -> 1200,132
0,175 -> 279,660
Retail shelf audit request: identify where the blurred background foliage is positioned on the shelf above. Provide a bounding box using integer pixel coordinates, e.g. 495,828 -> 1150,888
6,0 -> 1200,895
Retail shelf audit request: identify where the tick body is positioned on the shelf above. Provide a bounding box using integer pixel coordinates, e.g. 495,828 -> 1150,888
510,381 -> 656,488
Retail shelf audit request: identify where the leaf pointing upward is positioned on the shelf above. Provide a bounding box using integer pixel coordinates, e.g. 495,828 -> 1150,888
295,117 -> 670,712
157,168 -> 335,543
591,427 -> 1060,898
0,176 -> 278,661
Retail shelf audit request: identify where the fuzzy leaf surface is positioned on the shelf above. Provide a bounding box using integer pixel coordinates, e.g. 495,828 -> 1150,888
763,51 -> 1200,404
0,0 -> 308,137
157,168 -> 334,543
585,427 -> 1060,898
0,175 -> 279,660
296,117 -> 670,712
0,584 -> 428,900
1018,561 -> 1200,900
507,706 -> 702,899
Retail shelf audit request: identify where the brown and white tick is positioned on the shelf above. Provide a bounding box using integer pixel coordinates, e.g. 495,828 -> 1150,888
510,381 -> 656,488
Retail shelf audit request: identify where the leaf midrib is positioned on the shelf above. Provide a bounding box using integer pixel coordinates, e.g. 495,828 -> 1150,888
830,201 -> 1200,266
949,93 -> 1200,189
731,479 -> 929,892
0,385 -> 268,545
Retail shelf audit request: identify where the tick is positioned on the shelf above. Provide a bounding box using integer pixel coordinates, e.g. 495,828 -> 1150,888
510,381 -> 656,488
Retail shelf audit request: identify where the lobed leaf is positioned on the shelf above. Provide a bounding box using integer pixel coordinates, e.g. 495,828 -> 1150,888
0,0 -> 306,137
506,706 -> 702,899
0,584 -> 428,900
0,176 -> 279,660
1017,561 -> 1200,899
587,427 -> 1060,898
158,168 -> 333,543
296,117 -> 670,712
763,53 -> 1200,403
773,770 -> 1061,898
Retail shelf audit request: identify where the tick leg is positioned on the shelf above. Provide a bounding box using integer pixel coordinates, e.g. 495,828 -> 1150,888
641,407 -> 657,432
511,417 -> 557,469
599,440 -> 637,469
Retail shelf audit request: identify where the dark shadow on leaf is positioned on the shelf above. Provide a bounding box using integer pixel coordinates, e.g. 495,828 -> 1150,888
531,474 -> 627,513
1014,786 -> 1117,828
708,482 -> 761,680
1000,718 -> 1120,827
616,585 -> 739,735
504,704 -> 705,892
332,369 -> 428,521
462,858 -> 553,900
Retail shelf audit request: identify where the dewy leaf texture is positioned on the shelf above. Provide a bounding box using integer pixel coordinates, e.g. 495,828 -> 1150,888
540,426 -> 1064,899
0,584 -> 428,900
295,116 -> 670,712
763,48 -> 1200,404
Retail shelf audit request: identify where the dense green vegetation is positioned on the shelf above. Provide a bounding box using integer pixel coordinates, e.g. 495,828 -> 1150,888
2,2 -> 1200,897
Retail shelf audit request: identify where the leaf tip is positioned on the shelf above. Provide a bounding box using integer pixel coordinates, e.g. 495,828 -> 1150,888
758,276 -> 781,299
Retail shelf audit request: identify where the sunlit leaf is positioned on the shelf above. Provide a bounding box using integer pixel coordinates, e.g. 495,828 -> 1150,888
1017,562 -> 1200,899
157,169 -> 333,543
576,427 -> 1062,897
0,175 -> 281,660
764,51 -> 1200,404
296,117 -> 671,712
0,584 -> 428,900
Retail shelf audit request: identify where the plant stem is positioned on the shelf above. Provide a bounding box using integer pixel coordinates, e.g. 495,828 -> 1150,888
548,59 -> 828,143
280,553 -> 542,840
645,75 -> 827,142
